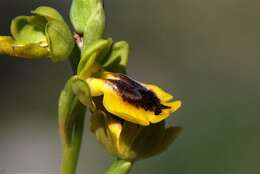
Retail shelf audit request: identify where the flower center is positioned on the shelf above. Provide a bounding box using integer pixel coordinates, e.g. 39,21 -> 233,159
107,73 -> 171,115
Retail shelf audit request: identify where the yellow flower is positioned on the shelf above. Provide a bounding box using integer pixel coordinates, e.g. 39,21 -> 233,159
86,72 -> 181,126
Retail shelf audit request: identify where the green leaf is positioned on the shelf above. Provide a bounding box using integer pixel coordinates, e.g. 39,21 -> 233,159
58,78 -> 76,145
46,20 -> 74,61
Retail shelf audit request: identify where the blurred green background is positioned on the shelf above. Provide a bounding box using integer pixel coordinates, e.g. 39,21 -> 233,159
0,0 -> 259,174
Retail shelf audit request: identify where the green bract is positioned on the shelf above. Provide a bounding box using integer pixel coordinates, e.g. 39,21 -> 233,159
58,77 -> 87,145
0,6 -> 74,62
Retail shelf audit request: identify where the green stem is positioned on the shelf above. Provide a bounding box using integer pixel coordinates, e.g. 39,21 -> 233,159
105,159 -> 133,174
59,0 -> 106,172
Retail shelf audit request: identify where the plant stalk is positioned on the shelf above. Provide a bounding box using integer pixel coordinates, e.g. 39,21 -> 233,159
105,159 -> 133,174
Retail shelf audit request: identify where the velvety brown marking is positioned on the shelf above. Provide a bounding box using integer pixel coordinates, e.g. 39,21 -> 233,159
107,73 -> 171,115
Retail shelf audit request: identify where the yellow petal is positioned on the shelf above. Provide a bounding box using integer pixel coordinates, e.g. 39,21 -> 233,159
86,78 -> 106,96
90,111 -> 118,155
0,36 -> 15,55
107,116 -> 122,151
102,87 -> 150,126
168,100 -> 182,112
0,36 -> 49,59
145,84 -> 173,102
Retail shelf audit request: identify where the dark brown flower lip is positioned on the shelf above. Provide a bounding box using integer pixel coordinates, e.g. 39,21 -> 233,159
106,73 -> 170,115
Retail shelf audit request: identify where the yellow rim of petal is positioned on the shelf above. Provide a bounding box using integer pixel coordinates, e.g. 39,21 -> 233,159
148,100 -> 182,123
86,78 -> 106,96
145,84 -> 173,102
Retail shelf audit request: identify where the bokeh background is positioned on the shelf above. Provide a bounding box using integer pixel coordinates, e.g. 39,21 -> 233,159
0,0 -> 260,174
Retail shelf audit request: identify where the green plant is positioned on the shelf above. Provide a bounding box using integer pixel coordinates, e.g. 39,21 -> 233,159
0,1 -> 182,173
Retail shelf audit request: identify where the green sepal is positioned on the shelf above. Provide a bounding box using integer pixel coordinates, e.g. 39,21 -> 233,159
128,122 -> 181,161
11,15 -> 47,44
130,122 -> 165,160
102,41 -> 129,74
71,76 -> 95,109
145,126 -> 182,158
77,38 -> 113,77
45,20 -> 74,61
77,39 -> 129,77
79,52 -> 98,78
31,6 -> 64,22
117,121 -> 165,161
39,6 -> 75,61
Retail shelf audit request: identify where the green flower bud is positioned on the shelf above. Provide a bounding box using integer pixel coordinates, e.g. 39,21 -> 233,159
90,111 -> 181,162
0,6 -> 74,62
70,0 -> 105,42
